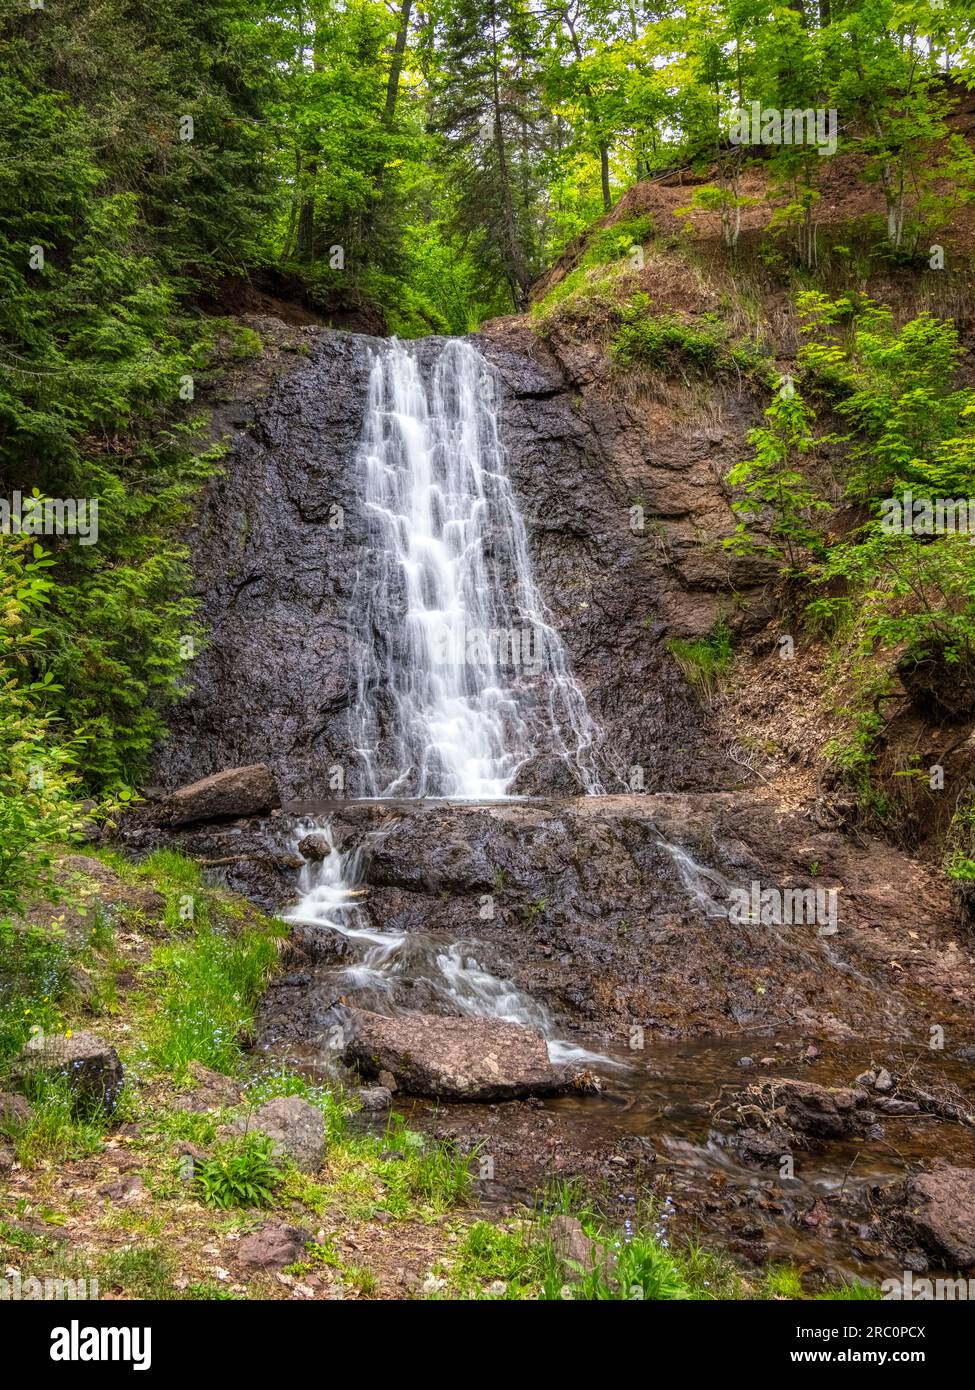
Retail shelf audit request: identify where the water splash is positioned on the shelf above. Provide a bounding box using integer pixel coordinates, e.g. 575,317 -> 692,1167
285,819 -> 614,1066
350,336 -> 603,799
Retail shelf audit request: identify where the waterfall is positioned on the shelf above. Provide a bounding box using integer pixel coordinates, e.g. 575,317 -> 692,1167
287,338 -> 614,1066
350,336 -> 603,799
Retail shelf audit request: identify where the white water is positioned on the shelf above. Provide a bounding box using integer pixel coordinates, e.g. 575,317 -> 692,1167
284,819 -> 608,1065
289,338 -> 618,1065
351,336 -> 603,799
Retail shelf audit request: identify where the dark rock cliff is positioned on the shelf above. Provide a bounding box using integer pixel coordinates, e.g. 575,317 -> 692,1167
156,320 -> 772,798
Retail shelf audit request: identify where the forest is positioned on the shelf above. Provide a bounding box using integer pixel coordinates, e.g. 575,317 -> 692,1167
2,0 -> 975,1329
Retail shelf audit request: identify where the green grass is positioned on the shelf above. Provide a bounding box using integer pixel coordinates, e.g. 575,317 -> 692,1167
612,296 -> 772,382
668,619 -> 735,705
6,1073 -> 109,1165
138,855 -> 285,1080
0,918 -> 72,1060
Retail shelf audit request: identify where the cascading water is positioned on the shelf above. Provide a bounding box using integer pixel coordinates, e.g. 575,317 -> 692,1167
285,337 -> 615,1064
350,336 -> 603,800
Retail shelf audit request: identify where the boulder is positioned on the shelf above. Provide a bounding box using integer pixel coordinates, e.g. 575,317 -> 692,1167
14,1031 -> 124,1113
344,1008 -> 571,1101
878,1163 -> 975,1270
0,1091 -> 34,1131
297,833 -> 332,861
165,764 -> 281,826
224,1096 -> 325,1173
357,1086 -> 393,1112
237,1221 -> 312,1271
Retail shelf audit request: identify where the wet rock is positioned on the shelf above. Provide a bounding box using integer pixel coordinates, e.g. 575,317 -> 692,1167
345,1008 -> 572,1101
164,763 -> 281,826
0,1091 -> 33,1130
298,833 -> 332,861
237,1221 -> 312,1271
876,1163 -> 975,1270
719,1078 -> 881,1160
14,1031 -> 124,1114
224,1096 -> 325,1172
357,1086 -> 393,1112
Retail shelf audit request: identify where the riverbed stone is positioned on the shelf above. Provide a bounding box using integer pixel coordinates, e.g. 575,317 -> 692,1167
345,1008 -> 571,1101
877,1163 -> 975,1270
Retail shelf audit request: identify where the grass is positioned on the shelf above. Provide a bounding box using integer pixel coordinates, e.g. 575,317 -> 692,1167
137,854 -> 286,1080
5,1073 -> 109,1166
0,917 -> 72,1060
668,618 -> 735,706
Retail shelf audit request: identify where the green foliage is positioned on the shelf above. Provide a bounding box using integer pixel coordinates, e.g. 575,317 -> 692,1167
612,294 -> 769,381
725,380 -> 831,573
194,1133 -> 284,1209
143,863 -> 284,1079
0,919 -> 71,1060
0,535 -> 84,913
669,620 -> 734,706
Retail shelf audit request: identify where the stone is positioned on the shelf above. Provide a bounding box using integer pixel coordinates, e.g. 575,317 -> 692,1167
165,763 -> 280,826
880,1163 -> 975,1269
297,833 -> 332,861
0,1146 -> 14,1177
357,1086 -> 393,1112
98,1174 -> 144,1202
345,1008 -> 572,1101
225,1096 -> 325,1173
548,1215 -> 613,1281
14,1031 -> 123,1113
874,1068 -> 894,1093
0,1091 -> 33,1131
236,1221 -> 311,1271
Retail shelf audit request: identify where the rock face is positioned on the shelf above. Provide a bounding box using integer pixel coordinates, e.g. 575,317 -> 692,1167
225,1096 -> 325,1172
15,1031 -> 124,1113
151,326 -> 768,799
165,763 -> 280,826
345,1008 -> 569,1101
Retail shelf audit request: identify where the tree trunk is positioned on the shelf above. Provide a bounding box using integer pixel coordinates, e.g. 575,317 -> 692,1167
383,0 -> 413,128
